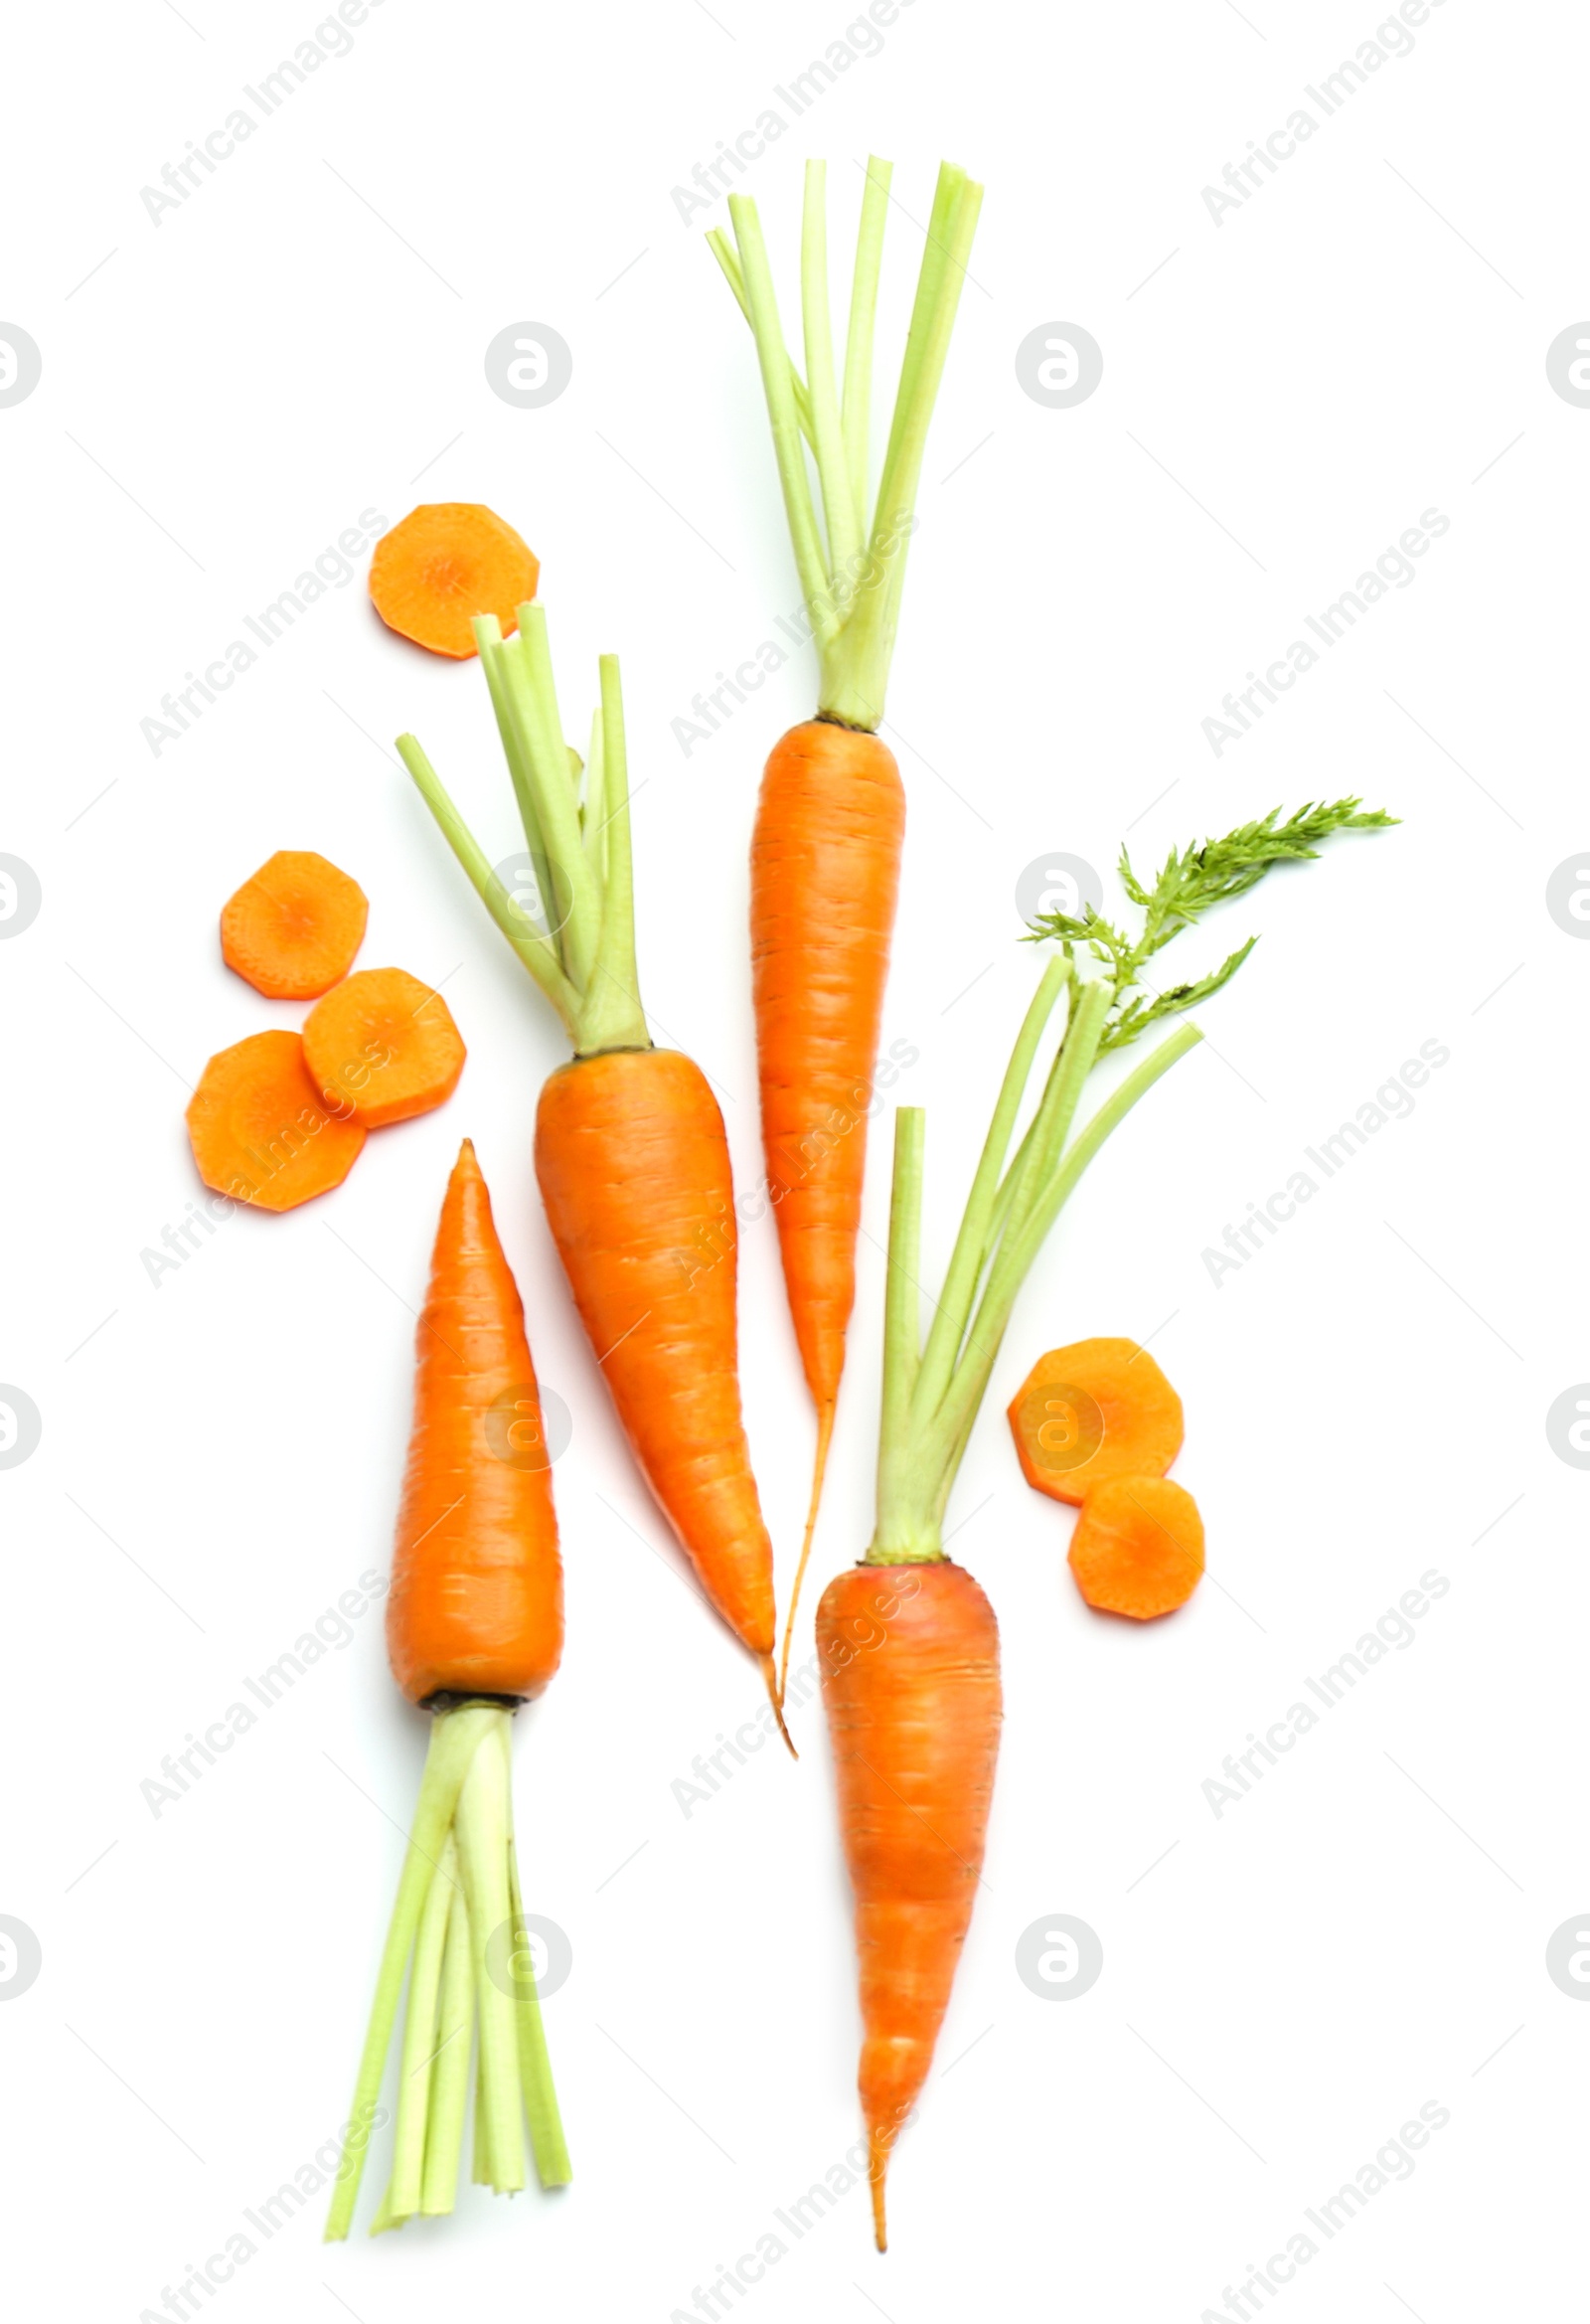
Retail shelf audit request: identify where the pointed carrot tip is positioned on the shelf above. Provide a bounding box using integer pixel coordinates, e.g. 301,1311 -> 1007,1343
869,2146 -> 888,2251
760,1654 -> 798,1758
455,1136 -> 480,1170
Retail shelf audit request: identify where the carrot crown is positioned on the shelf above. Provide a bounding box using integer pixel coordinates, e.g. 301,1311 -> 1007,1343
398,611 -> 649,1057
711,158 -> 983,733
869,799 -> 1396,1564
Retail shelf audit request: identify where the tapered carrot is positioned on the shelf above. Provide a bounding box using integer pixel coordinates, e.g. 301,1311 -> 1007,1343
396,606 -> 788,1742
327,1139 -> 568,2240
820,803 -> 1392,2246
710,159 -> 983,1692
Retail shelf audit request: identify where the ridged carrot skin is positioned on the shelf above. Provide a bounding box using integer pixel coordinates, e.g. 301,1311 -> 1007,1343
535,1047 -> 777,1663
817,1558 -> 1002,2250
387,1139 -> 563,1705
753,720 -> 905,1411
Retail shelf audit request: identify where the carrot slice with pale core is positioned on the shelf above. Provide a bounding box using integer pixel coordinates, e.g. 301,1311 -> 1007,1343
186,1028 -> 365,1210
220,849 -> 368,998
1067,1474 -> 1204,1618
303,967 -> 465,1128
369,504 -> 540,659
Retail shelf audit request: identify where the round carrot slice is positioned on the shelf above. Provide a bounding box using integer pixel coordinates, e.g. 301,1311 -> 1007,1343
368,504 -> 540,659
220,850 -> 368,998
302,967 -> 466,1128
187,1029 -> 366,1211
1008,1336 -> 1184,1508
1068,1474 -> 1204,1619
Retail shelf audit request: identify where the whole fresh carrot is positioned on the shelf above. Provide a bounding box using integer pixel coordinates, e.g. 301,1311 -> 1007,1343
398,608 -> 788,1742
327,1138 -> 568,2239
709,159 -> 983,1684
820,801 -> 1393,2247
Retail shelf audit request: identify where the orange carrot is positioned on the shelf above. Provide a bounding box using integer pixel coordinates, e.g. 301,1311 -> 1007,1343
370,504 -> 540,660
303,965 -> 466,1127
221,849 -> 368,997
1008,1336 -> 1184,1508
397,605 -> 788,1740
537,1048 -> 775,1658
327,1140 -> 569,2241
819,804 -> 1392,2245
711,161 -> 983,1687
1068,1474 -> 1204,1618
817,1559 -> 1000,2250
186,1028 -> 365,1210
387,1138 -> 563,1703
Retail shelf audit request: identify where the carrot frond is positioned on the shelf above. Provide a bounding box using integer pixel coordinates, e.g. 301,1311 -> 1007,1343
1027,795 -> 1397,1055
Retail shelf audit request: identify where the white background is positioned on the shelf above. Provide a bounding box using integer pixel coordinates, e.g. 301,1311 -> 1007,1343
2,2 -> 1583,2318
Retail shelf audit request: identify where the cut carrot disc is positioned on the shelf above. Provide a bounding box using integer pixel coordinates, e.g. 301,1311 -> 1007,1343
1068,1474 -> 1204,1619
187,1029 -> 366,1211
220,850 -> 368,998
369,504 -> 540,659
302,967 -> 466,1128
1008,1336 -> 1184,1508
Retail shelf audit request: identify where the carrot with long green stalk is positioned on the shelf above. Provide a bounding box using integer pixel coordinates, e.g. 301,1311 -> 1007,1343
819,799 -> 1393,2248
709,158 -> 983,1687
327,1139 -> 567,2239
396,606 -> 789,1743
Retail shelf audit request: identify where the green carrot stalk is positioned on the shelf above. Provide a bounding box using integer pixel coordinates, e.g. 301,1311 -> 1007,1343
864,797 -> 1396,1560
715,156 -> 983,731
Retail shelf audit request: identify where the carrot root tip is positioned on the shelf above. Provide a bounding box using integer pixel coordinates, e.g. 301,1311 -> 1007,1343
776,1400 -> 836,1709
760,1655 -> 798,1758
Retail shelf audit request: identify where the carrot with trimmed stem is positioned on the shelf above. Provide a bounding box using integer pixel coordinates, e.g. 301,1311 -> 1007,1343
396,605 -> 789,1743
710,160 -> 982,1684
327,1139 -> 568,2239
819,802 -> 1393,2247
